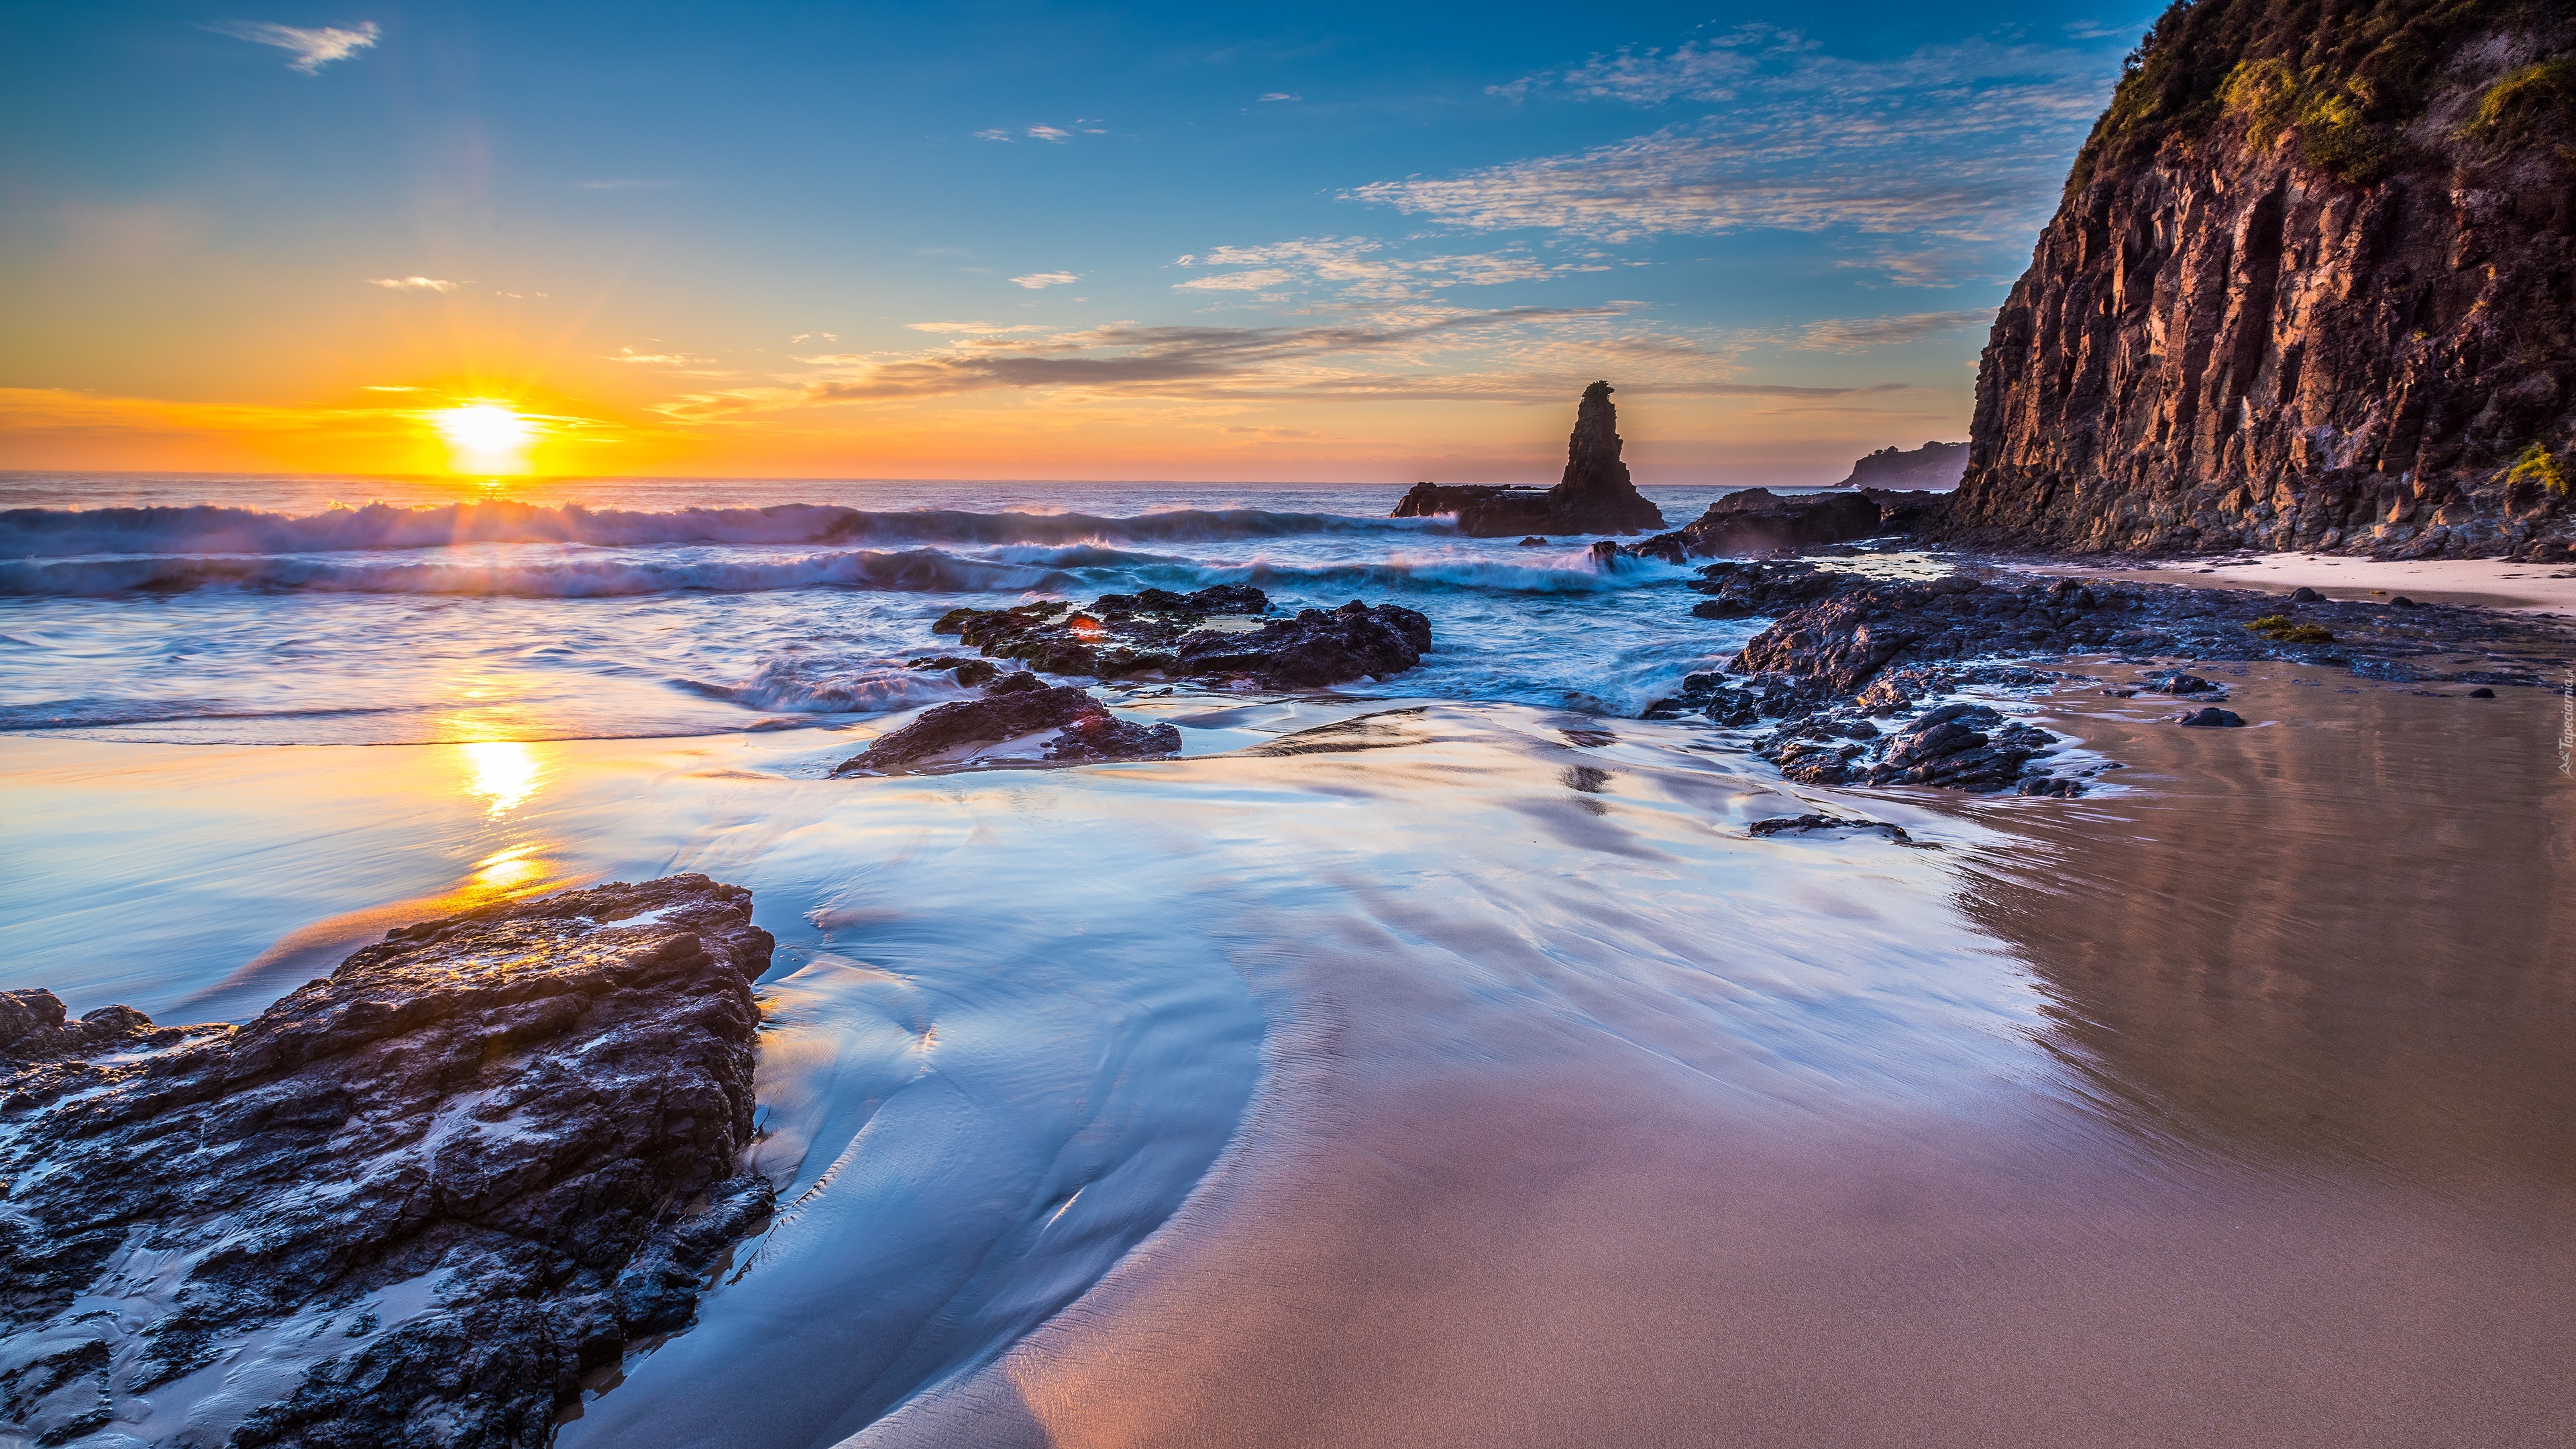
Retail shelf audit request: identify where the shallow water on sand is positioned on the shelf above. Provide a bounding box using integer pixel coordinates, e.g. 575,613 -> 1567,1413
859,666 -> 2576,1449
6,698 -> 2039,1445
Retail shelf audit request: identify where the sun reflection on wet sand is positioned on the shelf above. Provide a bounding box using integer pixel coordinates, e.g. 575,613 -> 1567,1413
471,843 -> 549,892
458,739 -> 544,818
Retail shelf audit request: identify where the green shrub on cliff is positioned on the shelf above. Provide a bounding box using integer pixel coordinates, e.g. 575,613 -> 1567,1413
2218,56 -> 2394,180
2467,56 -> 2576,146
2507,443 -> 2571,498
2068,0 -> 2550,192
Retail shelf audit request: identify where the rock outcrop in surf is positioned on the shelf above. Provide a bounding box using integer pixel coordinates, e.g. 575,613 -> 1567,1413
924,585 -> 1433,692
834,672 -> 1183,773
1625,488 -> 1949,560
1946,0 -> 2576,560
0,875 -> 775,1447
1393,382 -> 1666,537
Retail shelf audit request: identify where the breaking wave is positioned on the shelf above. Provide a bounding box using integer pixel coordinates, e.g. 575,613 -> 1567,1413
0,501 -> 1438,559
0,543 -> 1678,600
0,549 -> 1079,599
674,654 -> 974,714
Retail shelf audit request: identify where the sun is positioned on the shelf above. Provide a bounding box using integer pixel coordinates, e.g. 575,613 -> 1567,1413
431,403 -> 537,476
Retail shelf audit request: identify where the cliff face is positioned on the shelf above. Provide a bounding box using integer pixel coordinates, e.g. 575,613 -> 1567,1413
1950,0 -> 2576,560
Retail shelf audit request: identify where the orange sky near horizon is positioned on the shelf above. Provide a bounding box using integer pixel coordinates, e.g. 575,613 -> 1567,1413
0,374 -> 1962,485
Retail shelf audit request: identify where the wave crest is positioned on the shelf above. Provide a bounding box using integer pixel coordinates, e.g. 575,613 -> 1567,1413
0,548 -> 1076,598
0,500 -> 1434,559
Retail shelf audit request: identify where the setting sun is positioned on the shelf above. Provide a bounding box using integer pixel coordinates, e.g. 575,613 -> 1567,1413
431,403 -> 535,476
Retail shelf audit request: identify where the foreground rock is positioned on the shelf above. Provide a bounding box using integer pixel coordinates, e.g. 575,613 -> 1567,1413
0,875 -> 775,1448
834,671 -> 1181,774
926,584 -> 1432,694
1393,382 -> 1666,537
1946,0 -> 2576,561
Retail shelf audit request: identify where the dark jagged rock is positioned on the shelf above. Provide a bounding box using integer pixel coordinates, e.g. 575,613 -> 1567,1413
1946,0 -> 2576,561
1752,700 -> 2068,794
1748,814 -> 1924,845
1173,600 -> 1433,689
1831,441 -> 1968,492
904,655 -> 1001,688
0,989 -> 193,1065
1862,488 -> 1953,535
1390,382 -> 1666,538
927,582 -> 1432,694
2143,670 -> 2226,696
932,584 -> 1276,680
0,876 -> 775,1448
834,673 -> 1177,773
1628,486 -> 1949,561
1043,712 -> 1185,762
1672,489 -> 1883,557
1641,554 -> 2564,791
2177,706 -> 2248,727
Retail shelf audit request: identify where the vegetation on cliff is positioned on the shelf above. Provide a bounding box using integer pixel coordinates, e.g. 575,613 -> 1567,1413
2072,0 -> 2573,191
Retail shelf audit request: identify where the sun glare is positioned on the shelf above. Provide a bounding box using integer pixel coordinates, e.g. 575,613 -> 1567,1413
458,739 -> 543,817
432,403 -> 537,476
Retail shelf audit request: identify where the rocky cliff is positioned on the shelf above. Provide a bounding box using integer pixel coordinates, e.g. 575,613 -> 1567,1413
1949,0 -> 2576,560
1833,441 -> 1968,491
1393,382 -> 1666,537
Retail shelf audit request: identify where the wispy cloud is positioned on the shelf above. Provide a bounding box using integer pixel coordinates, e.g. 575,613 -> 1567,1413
1258,92 -> 1301,103
366,276 -> 466,292
1010,272 -> 1081,289
205,19 -> 380,74
1174,268 -> 1295,292
1026,124 -> 1073,143
660,307 -> 1639,415
1171,235 -> 1609,303
1362,32 -> 2118,252
605,347 -> 709,366
1791,309 -> 1994,352
905,321 -> 1050,334
789,331 -> 839,343
973,128 -> 1013,142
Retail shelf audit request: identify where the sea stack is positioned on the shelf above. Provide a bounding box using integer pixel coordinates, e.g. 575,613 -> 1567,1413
1393,381 -> 1666,537
1944,1 -> 2576,561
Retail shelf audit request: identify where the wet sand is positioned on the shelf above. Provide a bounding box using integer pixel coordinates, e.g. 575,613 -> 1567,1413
861,669 -> 2576,1448
2028,551 -> 2576,614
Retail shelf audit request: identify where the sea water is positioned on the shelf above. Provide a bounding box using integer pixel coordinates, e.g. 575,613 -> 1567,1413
6,475 -> 2571,1448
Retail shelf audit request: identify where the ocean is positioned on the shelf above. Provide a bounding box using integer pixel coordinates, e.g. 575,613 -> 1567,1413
4,474 -> 2571,1448
0,475 -> 1767,745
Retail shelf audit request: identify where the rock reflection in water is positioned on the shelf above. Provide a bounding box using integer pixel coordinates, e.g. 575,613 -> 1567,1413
1960,668 -> 2576,1190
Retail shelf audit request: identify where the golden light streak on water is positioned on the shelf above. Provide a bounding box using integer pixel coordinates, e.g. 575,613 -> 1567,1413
458,739 -> 544,818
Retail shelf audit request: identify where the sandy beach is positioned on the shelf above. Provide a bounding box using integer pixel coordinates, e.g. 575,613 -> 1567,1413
857,669 -> 2576,1449
2028,552 -> 2576,616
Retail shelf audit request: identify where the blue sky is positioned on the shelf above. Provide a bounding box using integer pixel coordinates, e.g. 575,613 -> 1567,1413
0,1 -> 2152,481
